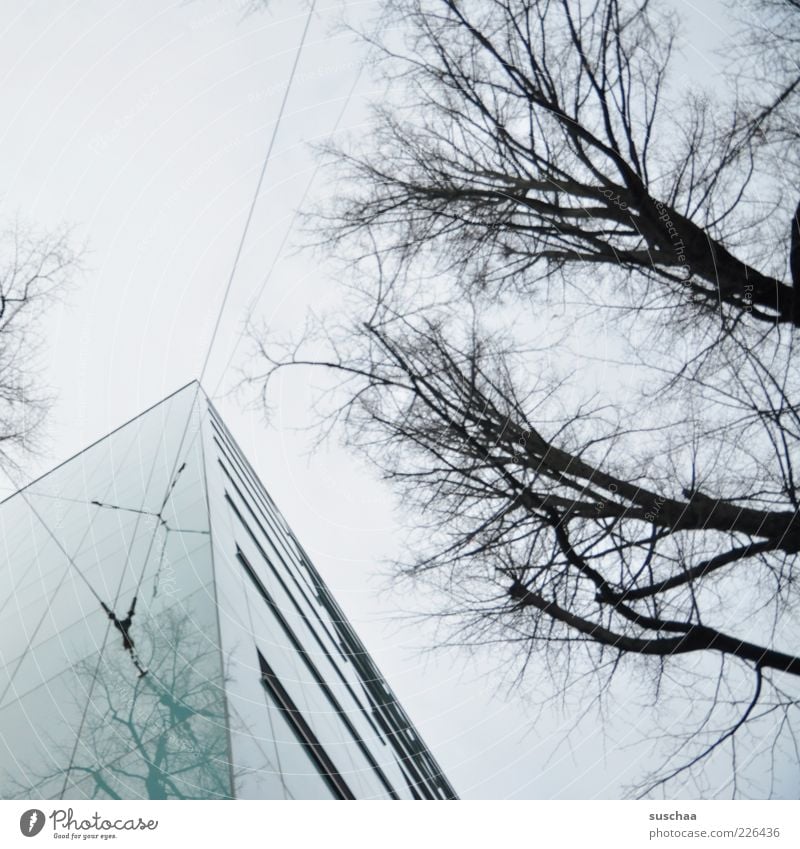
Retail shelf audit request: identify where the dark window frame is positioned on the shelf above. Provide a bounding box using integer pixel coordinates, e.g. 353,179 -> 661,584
256,648 -> 355,801
238,547 -> 399,799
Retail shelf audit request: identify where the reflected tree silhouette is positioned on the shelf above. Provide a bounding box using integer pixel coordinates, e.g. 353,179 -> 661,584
9,607 -> 232,800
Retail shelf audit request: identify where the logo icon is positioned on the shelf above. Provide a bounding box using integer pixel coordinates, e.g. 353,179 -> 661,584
19,809 -> 45,837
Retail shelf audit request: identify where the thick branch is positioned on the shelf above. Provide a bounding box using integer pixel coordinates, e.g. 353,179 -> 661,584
508,581 -> 800,676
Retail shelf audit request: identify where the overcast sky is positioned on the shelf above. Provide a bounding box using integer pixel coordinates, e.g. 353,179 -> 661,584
0,0 -> 739,799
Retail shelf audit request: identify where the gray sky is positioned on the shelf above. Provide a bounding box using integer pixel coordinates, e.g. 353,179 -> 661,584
0,0 -> 741,799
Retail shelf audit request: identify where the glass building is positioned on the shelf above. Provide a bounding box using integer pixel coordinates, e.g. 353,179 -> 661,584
0,383 -> 457,800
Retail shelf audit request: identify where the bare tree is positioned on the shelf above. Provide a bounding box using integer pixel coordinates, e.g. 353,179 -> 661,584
322,0 -> 799,325
727,0 -> 800,144
247,0 -> 800,797
724,0 -> 800,305
0,218 -> 79,464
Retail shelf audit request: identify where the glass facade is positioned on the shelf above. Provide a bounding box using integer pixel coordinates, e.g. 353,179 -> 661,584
0,383 -> 456,800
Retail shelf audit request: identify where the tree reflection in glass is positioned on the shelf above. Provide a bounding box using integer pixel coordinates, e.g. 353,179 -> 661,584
7,605 -> 232,800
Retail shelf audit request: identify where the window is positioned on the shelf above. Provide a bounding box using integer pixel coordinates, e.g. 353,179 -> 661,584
256,648 -> 354,800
